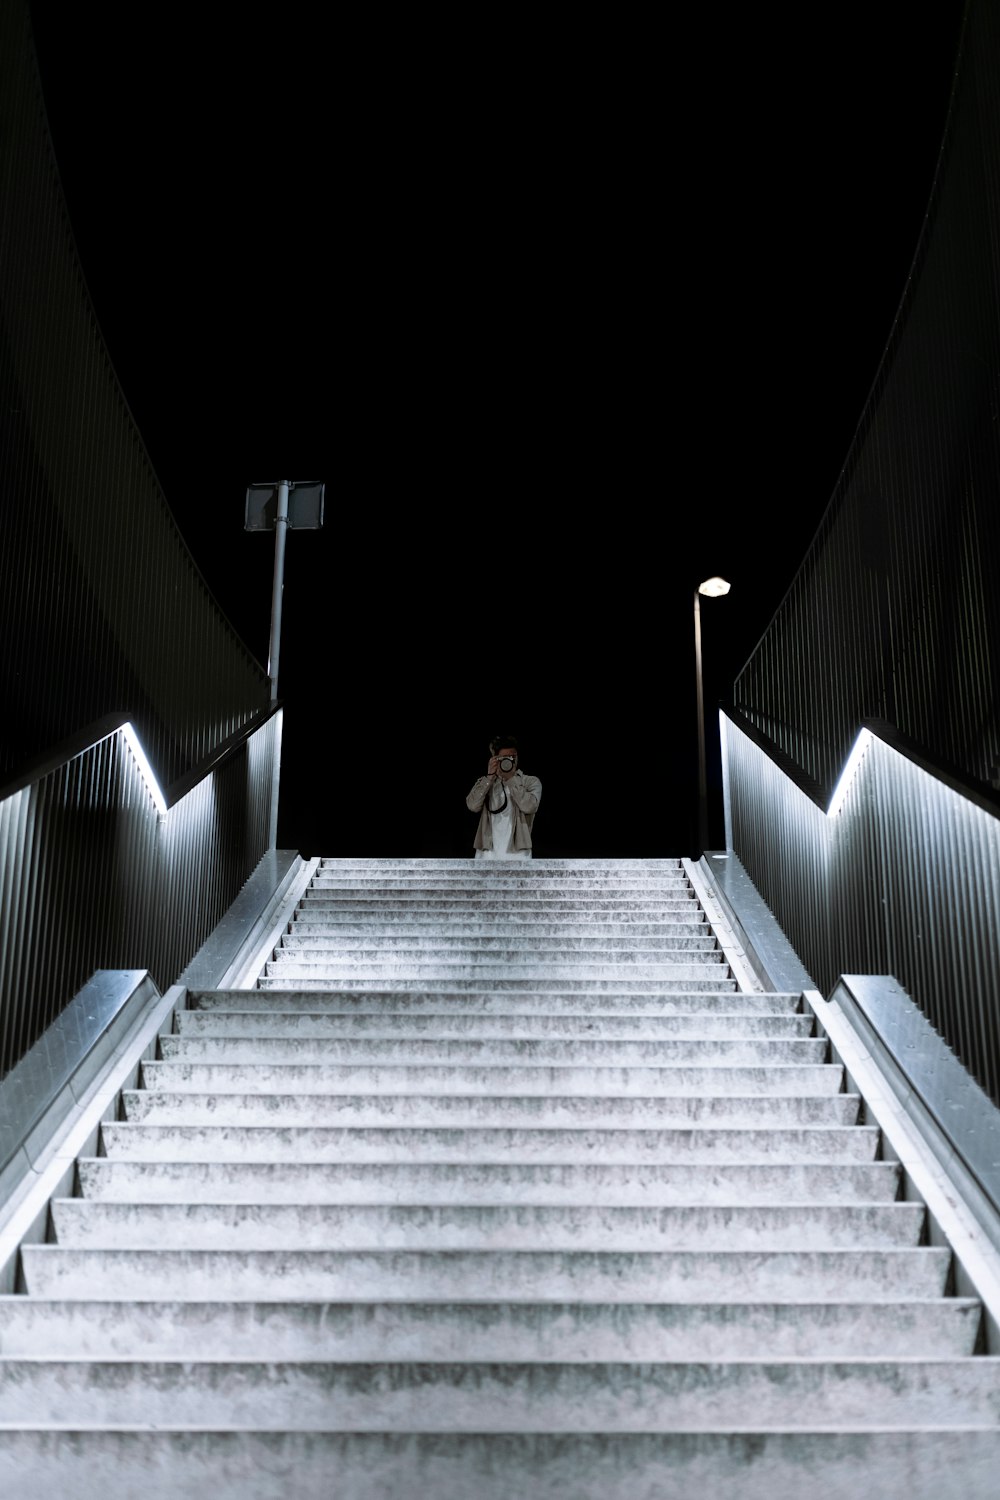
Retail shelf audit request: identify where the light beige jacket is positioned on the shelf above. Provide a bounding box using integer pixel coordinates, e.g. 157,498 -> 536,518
466,770 -> 542,852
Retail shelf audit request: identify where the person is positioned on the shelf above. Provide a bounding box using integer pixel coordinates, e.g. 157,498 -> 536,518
466,736 -> 542,858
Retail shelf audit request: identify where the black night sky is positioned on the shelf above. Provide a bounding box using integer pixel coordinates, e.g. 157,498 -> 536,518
26,3 -> 967,859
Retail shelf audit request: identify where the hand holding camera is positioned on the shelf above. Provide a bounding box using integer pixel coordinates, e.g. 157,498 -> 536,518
487,751 -> 518,780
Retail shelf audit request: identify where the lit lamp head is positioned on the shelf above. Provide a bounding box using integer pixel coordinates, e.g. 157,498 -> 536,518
697,577 -> 731,598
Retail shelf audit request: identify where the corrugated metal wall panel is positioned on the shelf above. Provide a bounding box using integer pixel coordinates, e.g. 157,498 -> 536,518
0,0 -> 270,792
733,0 -> 1000,807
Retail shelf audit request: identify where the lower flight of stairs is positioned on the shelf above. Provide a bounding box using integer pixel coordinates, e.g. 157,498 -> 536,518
1,856 -> 998,1498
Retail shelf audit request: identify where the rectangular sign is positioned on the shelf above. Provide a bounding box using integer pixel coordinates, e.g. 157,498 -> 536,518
245,482 -> 325,531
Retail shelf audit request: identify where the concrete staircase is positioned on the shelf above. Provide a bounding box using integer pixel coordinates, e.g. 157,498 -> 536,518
1,856 -> 999,1498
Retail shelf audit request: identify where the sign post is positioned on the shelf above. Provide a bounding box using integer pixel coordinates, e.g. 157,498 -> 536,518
245,481 -> 325,850
245,481 -> 325,702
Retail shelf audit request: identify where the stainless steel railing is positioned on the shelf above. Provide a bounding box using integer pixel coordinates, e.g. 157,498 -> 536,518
722,708 -> 1000,1106
0,708 -> 280,1081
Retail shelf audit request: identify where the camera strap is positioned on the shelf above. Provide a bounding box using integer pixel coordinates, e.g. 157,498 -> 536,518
488,785 -> 509,815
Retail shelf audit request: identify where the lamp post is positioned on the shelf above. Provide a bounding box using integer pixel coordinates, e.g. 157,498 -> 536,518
694,575 -> 731,856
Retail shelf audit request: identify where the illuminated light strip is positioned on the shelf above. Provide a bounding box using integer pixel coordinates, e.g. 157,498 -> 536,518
826,727 -> 874,818
122,723 -> 168,815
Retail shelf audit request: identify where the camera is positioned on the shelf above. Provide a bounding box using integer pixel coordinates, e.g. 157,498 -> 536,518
498,755 -> 516,773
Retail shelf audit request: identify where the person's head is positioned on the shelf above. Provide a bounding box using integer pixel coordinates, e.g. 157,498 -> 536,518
490,735 -> 519,773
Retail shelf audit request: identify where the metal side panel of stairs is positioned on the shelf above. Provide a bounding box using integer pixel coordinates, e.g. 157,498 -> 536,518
1,856 -> 999,1499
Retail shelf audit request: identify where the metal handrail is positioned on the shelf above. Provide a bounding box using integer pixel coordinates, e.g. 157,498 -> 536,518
726,706 -> 1000,824
722,707 -> 1000,1105
162,703 -> 283,806
0,712 -> 280,1082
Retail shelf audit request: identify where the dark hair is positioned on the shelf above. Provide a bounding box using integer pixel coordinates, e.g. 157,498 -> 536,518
490,735 -> 519,755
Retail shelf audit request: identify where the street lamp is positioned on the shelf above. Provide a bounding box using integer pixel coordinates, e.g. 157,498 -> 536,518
694,575 -> 731,856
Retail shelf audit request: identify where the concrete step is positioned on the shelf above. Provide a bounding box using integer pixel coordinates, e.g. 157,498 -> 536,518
306,873 -> 694,889
296,906 -> 704,923
76,1158 -> 903,1204
297,895 -> 705,911
48,1201 -> 928,1252
3,1356 -> 1000,1428
262,959 -> 735,981
253,975 -> 742,992
187,989 -> 803,1015
18,1246 -> 953,1300
285,915 -> 713,933
302,876 -> 697,890
301,888 -> 707,900
97,1123 -> 880,1163
121,1090 -> 861,1129
275,933 -> 724,953
139,1061 -> 849,1095
2,1430 -> 999,1500
172,1011 -> 816,1039
308,856 -> 686,870
137,1062 -> 851,1098
156,1036 -> 827,1065
313,864 -> 689,876
268,944 -> 730,963
173,1014 -> 815,1038
309,860 -> 685,870
315,858 -> 688,868
0,1296 -> 980,1360
307,876 -> 695,882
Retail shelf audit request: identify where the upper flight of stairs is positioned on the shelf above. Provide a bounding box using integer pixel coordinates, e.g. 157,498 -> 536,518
1,856 -> 998,1499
